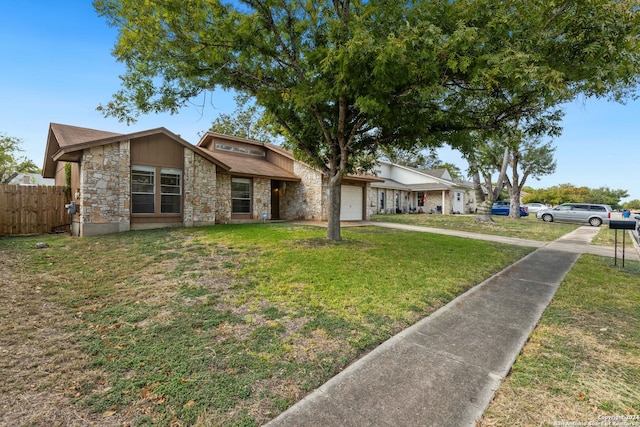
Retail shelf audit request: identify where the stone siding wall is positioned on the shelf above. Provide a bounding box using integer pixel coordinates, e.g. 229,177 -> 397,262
367,186 -> 379,217
216,174 -> 232,223
183,149 -> 217,226
216,175 -> 275,222
79,141 -> 131,236
252,178 -> 271,220
281,163 -> 325,220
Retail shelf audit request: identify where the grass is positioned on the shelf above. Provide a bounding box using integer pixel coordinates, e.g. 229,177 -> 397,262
0,223 -> 533,426
3,218 -> 636,426
480,256 -> 640,425
592,226 -> 637,248
374,213 -> 640,250
371,213 -> 579,242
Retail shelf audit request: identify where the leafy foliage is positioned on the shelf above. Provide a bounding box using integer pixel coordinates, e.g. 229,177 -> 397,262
0,133 -> 40,184
622,199 -> 640,210
523,184 -> 629,209
208,95 -> 280,143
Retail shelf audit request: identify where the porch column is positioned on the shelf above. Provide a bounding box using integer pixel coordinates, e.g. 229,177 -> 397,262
442,190 -> 446,214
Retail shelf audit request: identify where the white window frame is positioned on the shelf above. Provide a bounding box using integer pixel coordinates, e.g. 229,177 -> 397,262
231,177 -> 252,214
131,166 -> 155,214
131,166 -> 182,215
160,168 -> 182,214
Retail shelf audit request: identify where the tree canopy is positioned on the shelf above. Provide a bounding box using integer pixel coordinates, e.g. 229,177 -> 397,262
523,184 -> 629,209
1,133 -> 40,184
208,96 -> 279,143
94,0 -> 640,239
622,199 -> 640,210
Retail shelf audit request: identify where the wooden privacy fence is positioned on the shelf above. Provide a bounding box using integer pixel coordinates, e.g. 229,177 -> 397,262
0,185 -> 70,236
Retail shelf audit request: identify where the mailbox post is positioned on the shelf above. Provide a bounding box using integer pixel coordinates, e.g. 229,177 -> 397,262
609,220 -> 636,267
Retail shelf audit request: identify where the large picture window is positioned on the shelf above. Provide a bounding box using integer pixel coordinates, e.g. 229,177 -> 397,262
132,166 -> 182,215
232,178 -> 252,214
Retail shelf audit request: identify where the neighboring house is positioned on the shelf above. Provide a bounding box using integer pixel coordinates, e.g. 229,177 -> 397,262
42,123 -> 381,236
370,161 -> 476,215
5,172 -> 54,186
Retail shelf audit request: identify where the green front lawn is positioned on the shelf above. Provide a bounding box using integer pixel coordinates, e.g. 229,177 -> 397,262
371,213 -> 579,241
1,223 -> 532,426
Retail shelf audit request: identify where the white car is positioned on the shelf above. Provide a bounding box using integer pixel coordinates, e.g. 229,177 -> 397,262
523,203 -> 550,214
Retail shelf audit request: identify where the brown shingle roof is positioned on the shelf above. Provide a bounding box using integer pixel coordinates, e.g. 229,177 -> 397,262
50,123 -> 123,147
198,132 -> 382,183
202,148 -> 300,181
43,124 -> 230,178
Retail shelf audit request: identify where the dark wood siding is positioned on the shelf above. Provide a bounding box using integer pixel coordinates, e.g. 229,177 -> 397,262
131,134 -> 183,168
130,135 -> 184,222
266,151 -> 294,172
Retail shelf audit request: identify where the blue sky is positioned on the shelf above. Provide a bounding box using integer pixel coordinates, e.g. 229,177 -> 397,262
2,2 -> 639,202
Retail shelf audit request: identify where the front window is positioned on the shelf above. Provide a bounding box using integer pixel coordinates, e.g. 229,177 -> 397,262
232,178 -> 252,214
161,168 -> 181,213
132,166 -> 155,214
417,192 -> 425,207
132,166 -> 182,214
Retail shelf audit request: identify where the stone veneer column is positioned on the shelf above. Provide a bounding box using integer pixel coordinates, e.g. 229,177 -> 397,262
280,162 -> 324,220
79,141 -> 131,236
183,149 -> 217,227
367,186 -> 378,217
253,178 -> 271,219
216,174 -> 231,223
363,182 -> 372,220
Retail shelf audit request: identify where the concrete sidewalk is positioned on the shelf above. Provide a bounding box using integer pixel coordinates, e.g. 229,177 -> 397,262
369,221 -> 640,261
266,226 -> 637,427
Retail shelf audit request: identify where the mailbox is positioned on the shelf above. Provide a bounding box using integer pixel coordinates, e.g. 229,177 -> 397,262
609,220 -> 636,230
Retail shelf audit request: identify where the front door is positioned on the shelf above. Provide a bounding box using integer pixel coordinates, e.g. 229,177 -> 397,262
452,192 -> 464,214
271,180 -> 281,220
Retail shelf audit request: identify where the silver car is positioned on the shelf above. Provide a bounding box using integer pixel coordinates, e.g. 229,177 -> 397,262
524,202 -> 550,214
536,203 -> 612,227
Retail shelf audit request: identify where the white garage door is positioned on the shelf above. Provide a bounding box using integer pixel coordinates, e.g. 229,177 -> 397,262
340,185 -> 363,221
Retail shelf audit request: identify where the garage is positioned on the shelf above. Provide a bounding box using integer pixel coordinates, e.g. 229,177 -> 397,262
340,185 -> 363,221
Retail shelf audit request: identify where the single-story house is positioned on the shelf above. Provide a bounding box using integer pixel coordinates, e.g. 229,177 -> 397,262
369,161 -> 476,215
42,123 -> 382,236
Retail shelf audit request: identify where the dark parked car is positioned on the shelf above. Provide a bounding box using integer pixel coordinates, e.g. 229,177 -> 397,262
491,200 -> 529,216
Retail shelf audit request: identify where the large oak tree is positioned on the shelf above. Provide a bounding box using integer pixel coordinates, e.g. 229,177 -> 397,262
94,0 -> 640,240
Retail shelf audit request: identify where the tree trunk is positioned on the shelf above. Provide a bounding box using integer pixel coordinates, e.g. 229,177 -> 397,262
468,156 -> 494,223
326,172 -> 343,241
475,199 -> 494,222
508,149 -> 521,219
509,187 -> 522,219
